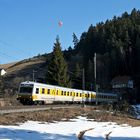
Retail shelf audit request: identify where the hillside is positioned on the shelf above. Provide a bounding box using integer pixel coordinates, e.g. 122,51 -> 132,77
0,62 -> 18,69
0,56 -> 48,96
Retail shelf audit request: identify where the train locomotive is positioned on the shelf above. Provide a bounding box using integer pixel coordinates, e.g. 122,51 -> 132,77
17,81 -> 118,105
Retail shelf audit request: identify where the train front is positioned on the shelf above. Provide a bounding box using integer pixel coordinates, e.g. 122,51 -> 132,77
17,82 -> 34,104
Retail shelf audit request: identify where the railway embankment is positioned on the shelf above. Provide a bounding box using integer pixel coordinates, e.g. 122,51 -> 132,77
0,97 -> 140,126
0,105 -> 140,127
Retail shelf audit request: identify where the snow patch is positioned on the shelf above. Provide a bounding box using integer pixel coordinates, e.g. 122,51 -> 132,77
0,116 -> 140,140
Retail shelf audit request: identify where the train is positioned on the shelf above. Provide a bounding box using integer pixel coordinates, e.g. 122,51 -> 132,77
17,81 -> 118,105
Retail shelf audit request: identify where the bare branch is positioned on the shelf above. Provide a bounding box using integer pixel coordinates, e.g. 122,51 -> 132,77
105,131 -> 112,140
77,128 -> 94,140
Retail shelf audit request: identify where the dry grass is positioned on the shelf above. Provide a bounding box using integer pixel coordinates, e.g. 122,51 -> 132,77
6,59 -> 45,74
0,57 -> 46,76
0,106 -> 140,126
0,62 -> 17,69
0,107 -> 82,125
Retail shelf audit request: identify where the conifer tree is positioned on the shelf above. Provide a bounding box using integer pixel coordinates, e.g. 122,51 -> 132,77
73,63 -> 82,89
72,33 -> 79,48
75,63 -> 81,78
86,59 -> 94,90
46,37 -> 71,87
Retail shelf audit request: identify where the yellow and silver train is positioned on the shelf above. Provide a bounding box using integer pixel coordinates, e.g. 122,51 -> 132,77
17,81 -> 118,105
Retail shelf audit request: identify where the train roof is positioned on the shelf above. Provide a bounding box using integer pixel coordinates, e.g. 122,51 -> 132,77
20,81 -> 96,93
96,92 -> 117,96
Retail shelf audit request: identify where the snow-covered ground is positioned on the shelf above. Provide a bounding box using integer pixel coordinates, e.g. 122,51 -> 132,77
132,104 -> 140,119
0,116 -> 140,140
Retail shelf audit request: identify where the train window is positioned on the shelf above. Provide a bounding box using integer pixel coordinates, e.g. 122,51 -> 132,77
56,90 -> 58,95
67,92 -> 69,96
36,88 -> 39,94
61,91 -> 63,95
73,93 -> 75,96
76,93 -> 78,97
47,89 -> 50,94
80,93 -> 82,97
70,92 -> 72,96
52,90 -> 55,95
64,91 -> 66,96
87,94 -> 89,98
42,88 -> 45,94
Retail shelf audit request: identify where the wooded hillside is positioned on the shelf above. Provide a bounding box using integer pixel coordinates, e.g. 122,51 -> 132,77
0,9 -> 140,102
65,8 -> 140,101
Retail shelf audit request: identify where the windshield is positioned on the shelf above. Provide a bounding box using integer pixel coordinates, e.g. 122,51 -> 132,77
19,84 -> 33,93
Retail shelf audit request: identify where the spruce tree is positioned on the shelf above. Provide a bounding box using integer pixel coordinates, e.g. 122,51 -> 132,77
86,59 -> 94,90
73,63 -> 82,89
72,33 -> 79,48
46,37 -> 71,87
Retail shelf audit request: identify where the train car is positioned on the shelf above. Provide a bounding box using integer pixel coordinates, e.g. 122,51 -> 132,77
17,81 -> 96,104
17,81 -> 117,105
96,92 -> 118,104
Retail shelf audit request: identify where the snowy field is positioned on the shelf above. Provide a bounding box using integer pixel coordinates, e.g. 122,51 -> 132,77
0,116 -> 140,140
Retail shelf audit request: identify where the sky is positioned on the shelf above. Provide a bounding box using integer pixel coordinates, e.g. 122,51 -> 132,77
0,0 -> 140,64
0,116 -> 140,140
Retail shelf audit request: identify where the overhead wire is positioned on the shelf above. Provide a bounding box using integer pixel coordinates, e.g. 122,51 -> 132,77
0,48 -> 18,61
0,39 -> 29,56
0,39 -> 32,63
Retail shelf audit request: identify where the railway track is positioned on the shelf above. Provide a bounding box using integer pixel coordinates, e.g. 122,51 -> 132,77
0,104 -> 81,115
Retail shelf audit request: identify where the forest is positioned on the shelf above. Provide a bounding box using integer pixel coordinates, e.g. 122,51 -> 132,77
60,8 -> 140,103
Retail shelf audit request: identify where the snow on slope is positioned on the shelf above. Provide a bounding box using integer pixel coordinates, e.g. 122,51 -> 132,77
0,116 -> 140,140
131,104 -> 140,119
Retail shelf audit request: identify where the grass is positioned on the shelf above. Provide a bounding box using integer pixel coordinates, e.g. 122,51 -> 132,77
0,106 -> 140,126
